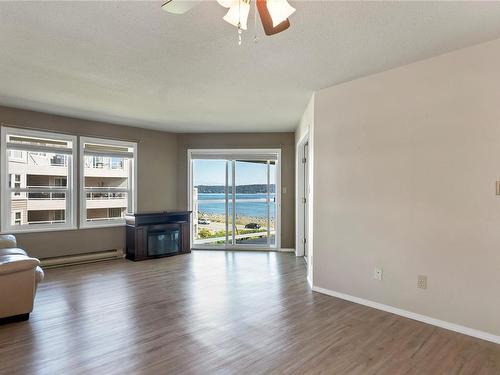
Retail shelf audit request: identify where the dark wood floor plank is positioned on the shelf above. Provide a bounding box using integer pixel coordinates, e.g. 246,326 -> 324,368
0,251 -> 498,375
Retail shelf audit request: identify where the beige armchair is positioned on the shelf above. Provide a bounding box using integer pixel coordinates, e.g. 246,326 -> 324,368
0,234 -> 44,321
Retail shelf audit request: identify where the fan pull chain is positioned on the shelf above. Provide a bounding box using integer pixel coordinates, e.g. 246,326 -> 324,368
237,0 -> 242,46
254,0 -> 258,43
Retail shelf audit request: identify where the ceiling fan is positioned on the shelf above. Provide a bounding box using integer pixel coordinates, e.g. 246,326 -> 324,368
161,0 -> 296,44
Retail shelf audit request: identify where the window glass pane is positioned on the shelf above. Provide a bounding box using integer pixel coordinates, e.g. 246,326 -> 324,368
80,139 -> 135,227
86,193 -> 128,222
190,155 -> 279,249
192,159 -> 229,246
4,128 -> 74,231
235,160 -> 269,245
84,155 -> 129,189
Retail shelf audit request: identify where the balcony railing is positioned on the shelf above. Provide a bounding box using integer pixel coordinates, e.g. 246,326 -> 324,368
28,192 -> 65,200
86,192 -> 127,200
27,220 -> 65,225
14,152 -> 124,171
85,157 -> 125,170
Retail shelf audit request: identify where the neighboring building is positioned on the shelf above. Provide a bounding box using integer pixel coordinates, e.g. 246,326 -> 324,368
8,150 -> 128,226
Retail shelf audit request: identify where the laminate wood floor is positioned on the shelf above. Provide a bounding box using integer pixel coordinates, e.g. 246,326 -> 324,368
1,251 -> 499,375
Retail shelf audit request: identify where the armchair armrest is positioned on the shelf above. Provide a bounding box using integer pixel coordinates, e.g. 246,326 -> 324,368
0,235 -> 17,249
0,255 -> 40,276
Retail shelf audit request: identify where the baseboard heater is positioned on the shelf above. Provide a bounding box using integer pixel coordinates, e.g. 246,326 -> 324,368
40,249 -> 124,268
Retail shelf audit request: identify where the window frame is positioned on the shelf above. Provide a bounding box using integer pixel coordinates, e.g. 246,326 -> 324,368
1,126 -> 77,233
79,136 -> 137,229
187,148 -> 282,251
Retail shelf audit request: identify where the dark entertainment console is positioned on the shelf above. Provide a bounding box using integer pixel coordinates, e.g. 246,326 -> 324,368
125,211 -> 191,261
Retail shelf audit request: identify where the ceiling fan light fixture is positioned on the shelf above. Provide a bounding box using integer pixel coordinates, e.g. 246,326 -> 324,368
266,0 -> 295,27
222,0 -> 251,30
161,0 -> 199,14
216,0 -> 235,8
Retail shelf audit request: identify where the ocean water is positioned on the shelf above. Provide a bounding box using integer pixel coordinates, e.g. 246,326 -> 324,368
197,193 -> 276,219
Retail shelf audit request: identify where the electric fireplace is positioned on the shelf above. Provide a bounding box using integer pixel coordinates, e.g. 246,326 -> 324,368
125,211 -> 191,261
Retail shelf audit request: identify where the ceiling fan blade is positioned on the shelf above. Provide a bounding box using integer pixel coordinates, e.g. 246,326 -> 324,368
256,0 -> 290,36
161,0 -> 200,14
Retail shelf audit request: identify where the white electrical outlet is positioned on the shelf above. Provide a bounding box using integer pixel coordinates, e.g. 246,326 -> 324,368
374,267 -> 383,281
417,275 -> 428,289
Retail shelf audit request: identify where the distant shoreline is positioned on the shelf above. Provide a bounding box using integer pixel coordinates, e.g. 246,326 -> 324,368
195,184 -> 276,194
198,211 -> 274,226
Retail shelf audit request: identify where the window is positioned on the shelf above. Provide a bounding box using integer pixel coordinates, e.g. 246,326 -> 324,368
80,137 -> 136,227
10,173 -> 21,196
188,149 -> 281,250
1,127 -> 77,232
12,211 -> 22,226
8,149 -> 24,162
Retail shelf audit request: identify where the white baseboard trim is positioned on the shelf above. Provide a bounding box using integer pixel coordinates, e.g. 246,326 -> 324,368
278,248 -> 295,253
312,286 -> 500,345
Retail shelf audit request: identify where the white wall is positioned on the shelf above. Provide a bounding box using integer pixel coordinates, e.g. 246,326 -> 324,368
296,94 -> 314,145
313,38 -> 500,337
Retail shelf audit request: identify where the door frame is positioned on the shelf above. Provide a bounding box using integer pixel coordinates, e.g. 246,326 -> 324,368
295,132 -> 309,258
187,148 -> 281,251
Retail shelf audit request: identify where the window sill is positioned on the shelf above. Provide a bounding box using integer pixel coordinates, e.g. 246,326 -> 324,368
1,225 -> 78,235
1,223 -> 126,234
79,222 -> 126,230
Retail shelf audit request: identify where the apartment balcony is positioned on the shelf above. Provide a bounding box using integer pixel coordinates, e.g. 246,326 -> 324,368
21,190 -> 127,211
84,157 -> 129,178
84,167 -> 128,178
26,165 -> 67,177
14,152 -> 129,178
25,153 -> 68,176
26,192 -> 66,211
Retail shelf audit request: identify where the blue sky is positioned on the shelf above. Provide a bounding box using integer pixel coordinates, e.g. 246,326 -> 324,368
193,160 -> 276,186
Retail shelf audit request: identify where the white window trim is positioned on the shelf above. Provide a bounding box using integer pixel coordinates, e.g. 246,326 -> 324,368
79,136 -> 137,229
187,148 -> 282,251
1,126 -> 77,234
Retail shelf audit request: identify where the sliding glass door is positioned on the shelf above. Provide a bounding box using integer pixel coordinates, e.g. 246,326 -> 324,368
189,150 -> 280,250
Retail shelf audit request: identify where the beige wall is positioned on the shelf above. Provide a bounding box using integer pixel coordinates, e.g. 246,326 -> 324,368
0,105 -> 178,259
314,38 -> 500,336
0,106 -> 297,256
177,133 -> 296,249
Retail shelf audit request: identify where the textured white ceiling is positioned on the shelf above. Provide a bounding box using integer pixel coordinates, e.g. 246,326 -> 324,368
1,1 -> 500,132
